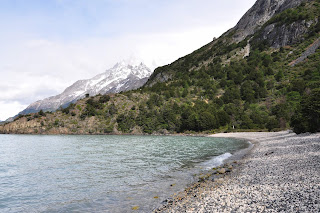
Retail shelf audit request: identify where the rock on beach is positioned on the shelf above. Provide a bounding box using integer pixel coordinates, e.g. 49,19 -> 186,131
155,131 -> 320,212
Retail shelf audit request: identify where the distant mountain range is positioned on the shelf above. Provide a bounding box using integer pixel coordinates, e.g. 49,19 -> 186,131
19,62 -> 152,115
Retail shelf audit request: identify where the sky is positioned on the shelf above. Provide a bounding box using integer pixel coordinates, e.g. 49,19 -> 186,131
0,0 -> 256,121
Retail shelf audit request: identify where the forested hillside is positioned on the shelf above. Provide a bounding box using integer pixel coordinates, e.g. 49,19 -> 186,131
1,0 -> 319,135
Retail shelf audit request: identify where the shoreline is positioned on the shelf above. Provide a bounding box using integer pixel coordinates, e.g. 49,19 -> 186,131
153,134 -> 256,212
154,131 -> 320,212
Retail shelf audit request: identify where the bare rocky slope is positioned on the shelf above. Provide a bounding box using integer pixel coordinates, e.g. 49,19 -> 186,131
232,0 -> 313,42
19,62 -> 152,115
290,37 -> 320,66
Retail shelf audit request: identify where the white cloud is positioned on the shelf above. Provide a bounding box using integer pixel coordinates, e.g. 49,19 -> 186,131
0,0 -> 257,120
0,101 -> 28,121
0,25 -> 234,119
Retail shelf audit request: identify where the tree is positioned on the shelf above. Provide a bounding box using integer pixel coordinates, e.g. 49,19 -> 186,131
272,103 -> 290,121
38,110 -> 46,117
290,79 -> 305,94
241,81 -> 255,103
217,110 -> 231,126
265,67 -> 274,75
108,103 -> 117,116
223,86 -> 241,103
117,112 -> 136,132
99,95 -> 110,103
262,54 -> 272,67
198,112 -> 216,131
275,70 -> 284,81
291,112 -> 308,134
240,114 -> 254,129
291,88 -> 320,133
266,116 -> 279,131
182,88 -> 188,97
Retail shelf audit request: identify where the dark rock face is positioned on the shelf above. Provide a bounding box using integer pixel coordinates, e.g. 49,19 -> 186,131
147,72 -> 172,87
259,18 -> 318,48
232,0 -> 312,42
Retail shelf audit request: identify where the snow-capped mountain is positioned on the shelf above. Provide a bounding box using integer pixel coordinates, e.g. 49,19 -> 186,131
19,62 -> 152,114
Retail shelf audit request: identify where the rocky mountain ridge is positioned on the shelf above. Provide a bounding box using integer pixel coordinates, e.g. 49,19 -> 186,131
19,62 -> 152,115
231,0 -> 313,42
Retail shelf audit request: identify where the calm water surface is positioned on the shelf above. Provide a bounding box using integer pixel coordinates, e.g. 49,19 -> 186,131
0,135 -> 249,212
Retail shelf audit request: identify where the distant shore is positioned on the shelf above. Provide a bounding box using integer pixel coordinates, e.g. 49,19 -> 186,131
154,131 -> 320,212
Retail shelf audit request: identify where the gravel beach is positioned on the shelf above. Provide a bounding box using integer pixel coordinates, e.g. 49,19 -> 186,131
155,131 -> 320,212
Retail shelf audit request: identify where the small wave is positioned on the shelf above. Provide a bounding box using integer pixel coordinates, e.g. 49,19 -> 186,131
201,153 -> 232,169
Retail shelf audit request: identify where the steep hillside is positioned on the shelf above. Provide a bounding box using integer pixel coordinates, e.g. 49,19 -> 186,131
1,0 -> 319,135
146,0 -> 316,87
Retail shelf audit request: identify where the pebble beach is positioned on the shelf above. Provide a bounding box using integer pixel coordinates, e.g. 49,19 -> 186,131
154,131 -> 320,212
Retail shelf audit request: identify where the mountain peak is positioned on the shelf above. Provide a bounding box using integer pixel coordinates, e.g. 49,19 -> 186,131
113,57 -> 146,68
114,60 -> 146,68
19,61 -> 153,115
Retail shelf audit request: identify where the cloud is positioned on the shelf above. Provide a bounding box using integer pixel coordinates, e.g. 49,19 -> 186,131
0,26 -> 220,100
0,101 -> 28,121
0,0 -> 256,120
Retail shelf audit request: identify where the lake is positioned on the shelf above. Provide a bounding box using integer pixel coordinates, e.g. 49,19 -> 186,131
0,135 -> 249,212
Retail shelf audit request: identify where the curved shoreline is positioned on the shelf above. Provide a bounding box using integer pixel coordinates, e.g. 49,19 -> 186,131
154,131 -> 320,212
153,134 -> 256,212
222,138 -> 255,165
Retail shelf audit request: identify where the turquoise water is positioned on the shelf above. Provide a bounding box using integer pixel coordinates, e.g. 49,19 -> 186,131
0,135 -> 249,212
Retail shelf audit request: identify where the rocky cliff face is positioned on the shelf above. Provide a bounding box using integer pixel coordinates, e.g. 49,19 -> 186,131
232,0 -> 312,42
0,117 -> 41,134
258,19 -> 318,48
19,62 -> 152,115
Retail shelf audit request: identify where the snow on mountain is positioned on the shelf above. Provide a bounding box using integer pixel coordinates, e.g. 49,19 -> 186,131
19,62 -> 152,114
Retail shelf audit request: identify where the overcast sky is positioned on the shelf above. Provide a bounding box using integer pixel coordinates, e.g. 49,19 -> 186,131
0,0 -> 256,120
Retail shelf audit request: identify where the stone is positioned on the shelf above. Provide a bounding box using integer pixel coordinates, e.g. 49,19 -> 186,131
132,206 -> 139,210
218,168 -> 226,174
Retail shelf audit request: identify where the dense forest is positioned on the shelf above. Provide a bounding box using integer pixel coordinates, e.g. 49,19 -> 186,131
1,1 -> 319,135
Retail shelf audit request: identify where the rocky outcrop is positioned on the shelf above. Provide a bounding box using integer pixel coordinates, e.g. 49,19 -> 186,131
232,0 -> 312,42
0,114 -> 105,135
146,72 -> 173,87
0,117 -> 41,134
258,19 -> 318,48
290,37 -> 320,66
